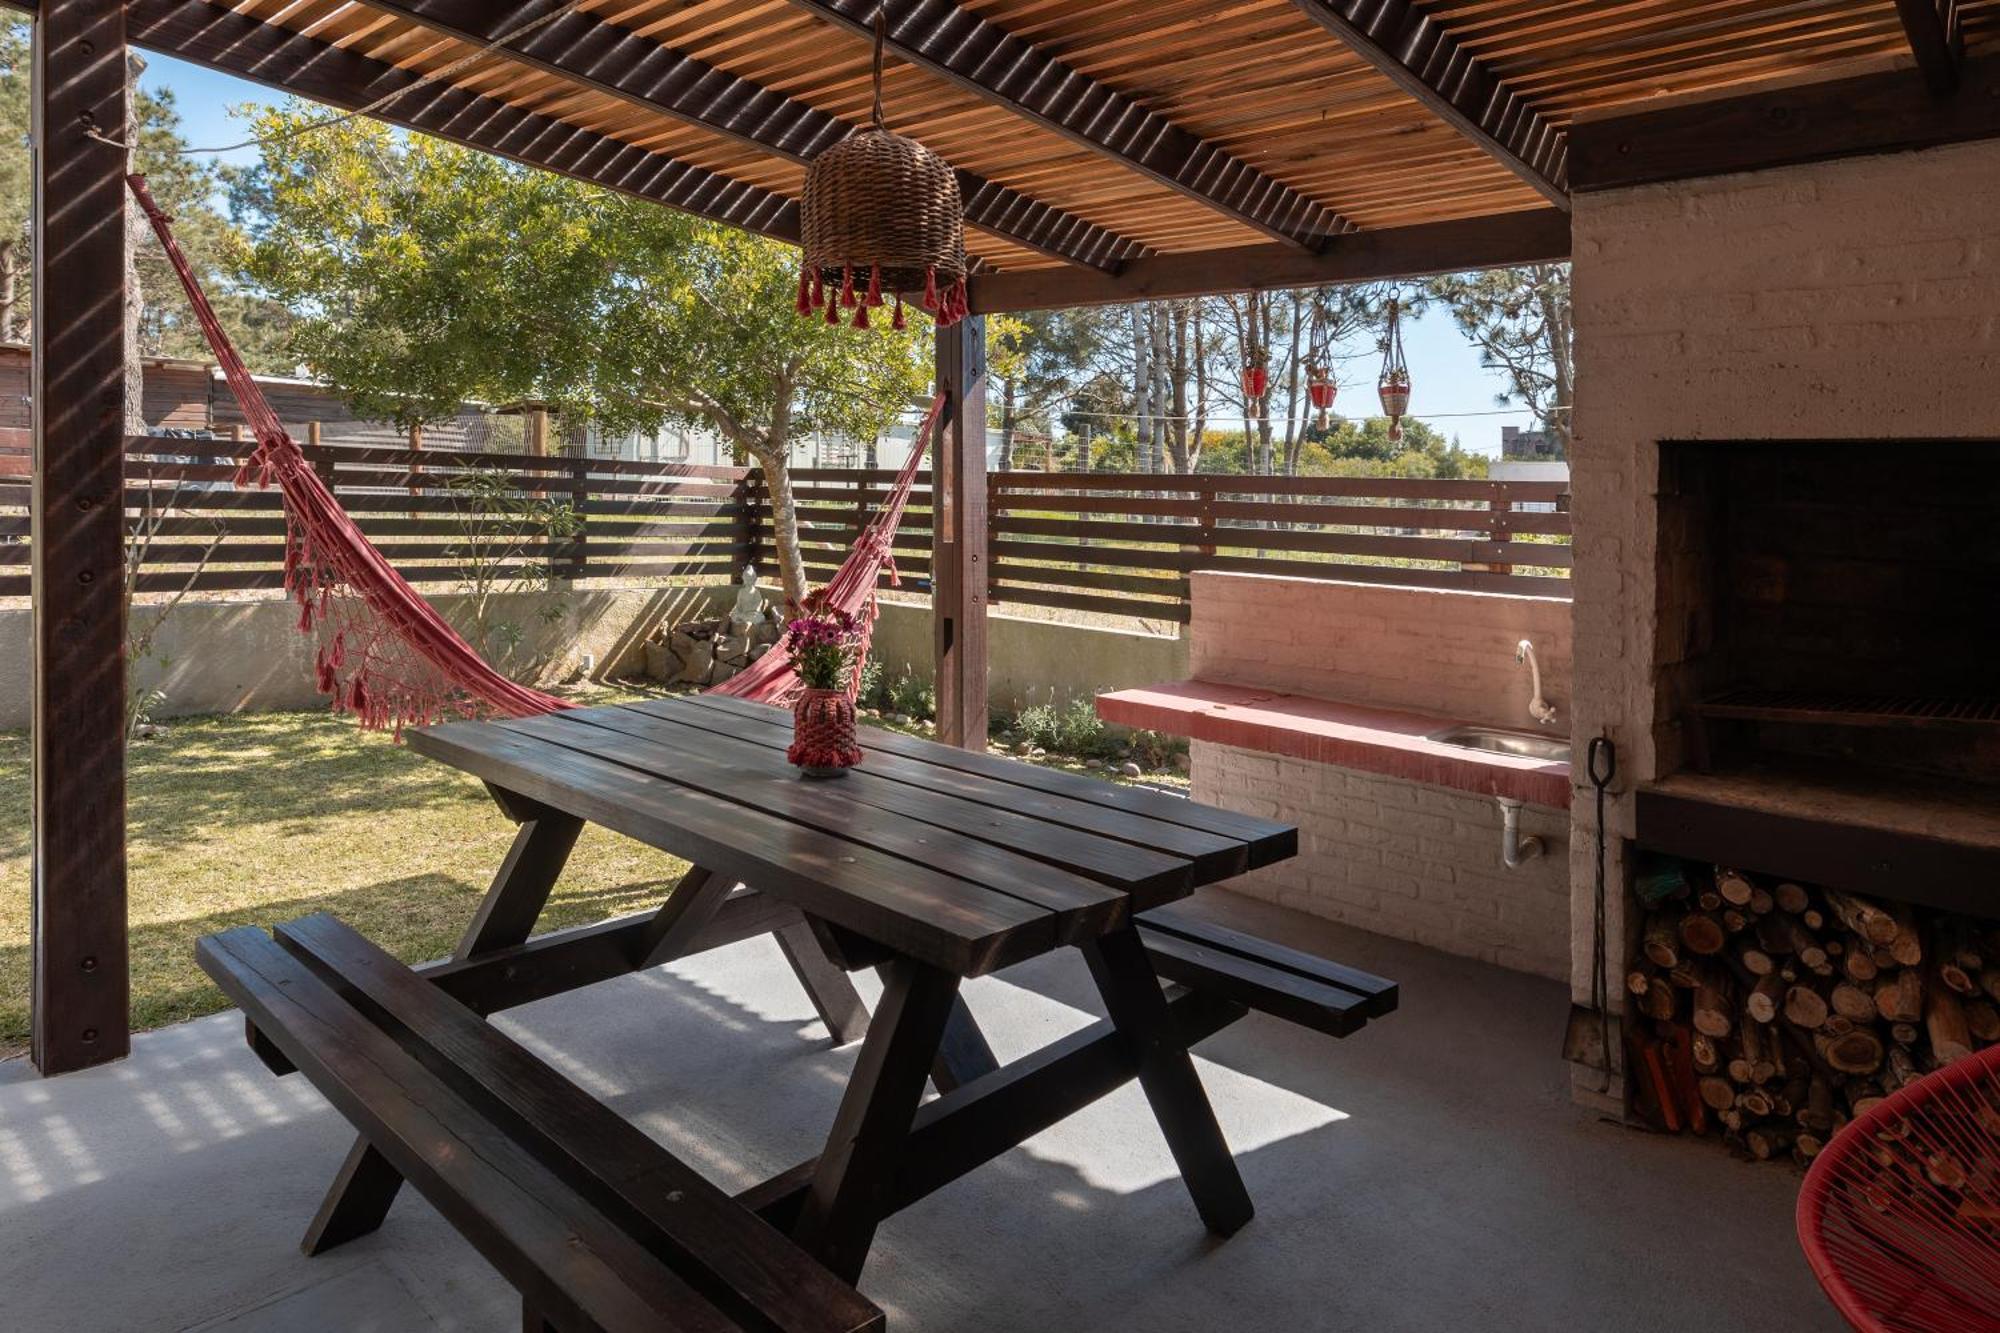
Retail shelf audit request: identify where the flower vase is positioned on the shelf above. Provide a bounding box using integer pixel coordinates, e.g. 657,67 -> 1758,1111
789,687 -> 862,778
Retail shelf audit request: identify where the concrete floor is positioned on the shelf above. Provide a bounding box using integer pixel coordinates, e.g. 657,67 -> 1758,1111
0,892 -> 1839,1332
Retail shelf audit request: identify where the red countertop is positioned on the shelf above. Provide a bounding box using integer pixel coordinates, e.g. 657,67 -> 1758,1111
1098,679 -> 1573,809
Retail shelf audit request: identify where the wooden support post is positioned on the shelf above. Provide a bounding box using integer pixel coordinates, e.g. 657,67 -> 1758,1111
30,0 -> 131,1075
931,317 -> 988,750
524,404 -> 549,457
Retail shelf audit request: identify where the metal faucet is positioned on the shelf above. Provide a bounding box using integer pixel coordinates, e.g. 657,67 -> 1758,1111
1516,639 -> 1558,726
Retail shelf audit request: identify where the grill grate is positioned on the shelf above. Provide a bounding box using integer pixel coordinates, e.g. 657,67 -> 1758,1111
1697,687 -> 2000,729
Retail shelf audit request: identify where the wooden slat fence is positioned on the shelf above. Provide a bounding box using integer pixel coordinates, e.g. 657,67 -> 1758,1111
0,443 -> 1570,616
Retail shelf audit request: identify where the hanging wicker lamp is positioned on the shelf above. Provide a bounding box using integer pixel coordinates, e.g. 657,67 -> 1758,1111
1378,297 -> 1412,442
797,8 -> 969,331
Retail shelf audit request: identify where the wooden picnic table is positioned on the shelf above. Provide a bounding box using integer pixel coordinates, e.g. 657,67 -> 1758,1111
293,692 -> 1338,1289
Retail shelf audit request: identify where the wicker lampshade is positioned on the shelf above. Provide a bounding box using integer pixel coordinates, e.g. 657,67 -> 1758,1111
795,10 -> 969,330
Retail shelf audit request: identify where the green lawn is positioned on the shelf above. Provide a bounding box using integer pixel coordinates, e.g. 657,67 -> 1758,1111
0,708 -> 691,1060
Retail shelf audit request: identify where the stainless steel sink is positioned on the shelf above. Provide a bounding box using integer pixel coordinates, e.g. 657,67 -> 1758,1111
1427,724 -> 1571,764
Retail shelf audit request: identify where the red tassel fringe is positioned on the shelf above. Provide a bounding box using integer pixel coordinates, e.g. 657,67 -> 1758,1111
852,301 -> 870,329
891,294 -> 906,330
795,265 -> 812,316
840,266 -> 856,308
865,264 -> 883,307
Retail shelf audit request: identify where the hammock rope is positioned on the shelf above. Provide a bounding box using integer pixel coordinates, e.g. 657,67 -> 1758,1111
129,172 -> 940,726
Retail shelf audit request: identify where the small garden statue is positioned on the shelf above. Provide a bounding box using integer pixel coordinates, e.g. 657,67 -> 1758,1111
728,564 -> 766,636
785,608 -> 865,778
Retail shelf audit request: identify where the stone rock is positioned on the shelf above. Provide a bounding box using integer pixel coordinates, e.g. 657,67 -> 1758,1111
1119,762 -> 1143,778
715,632 -> 750,665
1084,758 -> 1103,770
643,640 -> 673,681
1030,747 -> 1047,759
1173,752 -> 1192,772
710,659 -> 741,685
747,643 -> 772,663
676,638 -> 715,685
749,617 -> 780,649
890,713 -> 912,726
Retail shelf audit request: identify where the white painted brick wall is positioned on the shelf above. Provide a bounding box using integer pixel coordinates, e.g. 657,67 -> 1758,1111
1190,572 -> 1573,732
1193,739 -> 1571,979
1568,139 -> 2000,1009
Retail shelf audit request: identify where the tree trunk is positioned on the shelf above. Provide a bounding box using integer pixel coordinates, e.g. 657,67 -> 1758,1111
1167,301 -> 1191,474
1281,290 -> 1304,476
1148,302 -> 1170,474
1136,300 -> 1152,472
0,238 -> 18,344
754,444 -> 810,611
997,377 -> 1017,471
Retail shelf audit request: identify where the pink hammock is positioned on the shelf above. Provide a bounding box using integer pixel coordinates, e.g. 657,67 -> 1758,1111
130,173 -> 940,727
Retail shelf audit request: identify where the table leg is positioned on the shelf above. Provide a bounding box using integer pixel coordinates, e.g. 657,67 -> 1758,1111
792,957 -> 962,1283
302,791 -> 582,1255
773,920 -> 871,1046
929,994 -> 999,1093
1083,924 -> 1255,1237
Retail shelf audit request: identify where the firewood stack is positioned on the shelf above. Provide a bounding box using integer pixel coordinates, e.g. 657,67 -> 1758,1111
1624,861 -> 2000,1167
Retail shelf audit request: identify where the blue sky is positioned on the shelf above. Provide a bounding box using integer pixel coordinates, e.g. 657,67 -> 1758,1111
141,54 -> 1535,457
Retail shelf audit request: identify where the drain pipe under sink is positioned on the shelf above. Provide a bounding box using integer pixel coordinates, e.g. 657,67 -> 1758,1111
1496,797 -> 1543,868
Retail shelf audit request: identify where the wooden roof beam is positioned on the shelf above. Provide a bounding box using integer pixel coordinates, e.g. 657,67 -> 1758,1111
1894,0 -> 1964,97
969,208 -> 1570,312
126,1 -> 802,242
1568,54 -> 2000,193
1289,0 -> 1569,211
787,0 -> 1349,252
358,0 -> 1145,272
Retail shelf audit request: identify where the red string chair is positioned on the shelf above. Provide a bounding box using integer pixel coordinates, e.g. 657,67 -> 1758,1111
1797,1041 -> 2000,1331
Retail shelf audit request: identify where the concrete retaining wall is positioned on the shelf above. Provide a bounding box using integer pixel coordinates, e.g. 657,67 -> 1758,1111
0,588 -> 1184,728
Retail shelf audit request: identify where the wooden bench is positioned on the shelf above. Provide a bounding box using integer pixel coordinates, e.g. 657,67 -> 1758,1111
198,913 -> 883,1333
1136,903 -> 1398,1038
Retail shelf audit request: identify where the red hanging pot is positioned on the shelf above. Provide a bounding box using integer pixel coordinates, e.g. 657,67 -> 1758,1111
1307,371 -> 1337,412
789,687 -> 863,776
1241,364 -> 1269,401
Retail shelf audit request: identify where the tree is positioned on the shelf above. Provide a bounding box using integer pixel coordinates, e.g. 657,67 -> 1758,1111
987,307 -> 1115,470
1423,264 -> 1573,456
233,104 -> 930,609
0,21 -> 289,365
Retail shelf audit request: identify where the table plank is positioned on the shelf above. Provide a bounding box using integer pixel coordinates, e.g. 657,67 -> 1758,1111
677,693 -> 1297,871
407,722 -> 1052,977
631,698 -> 1251,881
553,705 -> 1192,906
501,712 -> 1128,946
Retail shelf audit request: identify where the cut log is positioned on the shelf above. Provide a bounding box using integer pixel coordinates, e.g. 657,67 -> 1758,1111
1729,937 -> 1775,978
1845,1080 -> 1886,1118
1875,970 -> 1924,1024
1819,1029 -> 1885,1076
1698,1075 -> 1738,1113
1824,889 -> 1898,945
1640,975 -> 1677,1021
1830,982 -> 1878,1024
1926,979 -> 1974,1065
1885,904 -> 1923,967
1641,917 -> 1680,970
1691,1031 -> 1721,1073
1746,972 -> 1786,1025
1678,911 -> 1727,957
1966,999 -> 2000,1045
1800,1076 -> 1835,1134
1841,948 -> 1878,985
1736,1087 -> 1774,1118
1748,886 -> 1775,916
1773,882 -> 1810,914
1890,1022 -> 1920,1047
1885,1043 -> 1919,1090
1746,1122 -> 1795,1161
1794,1133 -> 1824,1162
1692,965 -> 1734,1039
1784,984 -> 1830,1030
1716,869 -> 1756,907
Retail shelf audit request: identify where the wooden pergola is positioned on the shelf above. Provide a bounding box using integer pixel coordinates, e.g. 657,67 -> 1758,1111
17,0 -> 2000,1074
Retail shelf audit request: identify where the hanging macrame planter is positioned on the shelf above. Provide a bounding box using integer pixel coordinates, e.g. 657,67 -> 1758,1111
1378,298 -> 1412,442
1241,362 -> 1270,403
797,9 -> 969,330
1305,297 -> 1337,430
